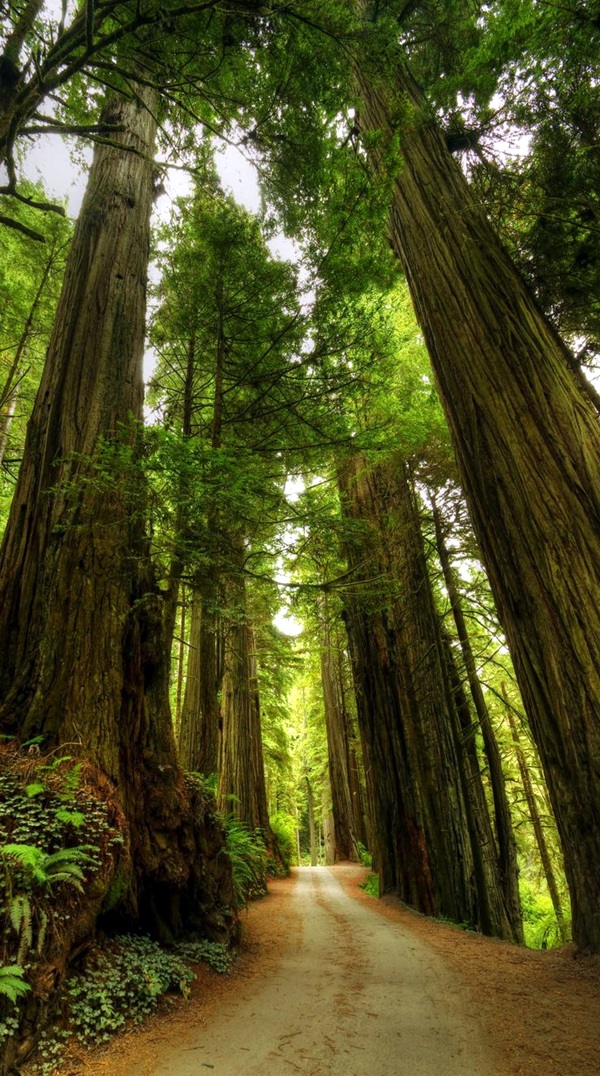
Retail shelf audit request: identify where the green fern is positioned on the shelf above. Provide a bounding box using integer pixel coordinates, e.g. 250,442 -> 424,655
0,965 -> 30,1004
1,843 -> 95,890
222,818 -> 267,906
8,893 -> 33,964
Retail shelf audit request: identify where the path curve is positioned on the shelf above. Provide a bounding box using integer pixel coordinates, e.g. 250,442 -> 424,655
132,866 -> 493,1076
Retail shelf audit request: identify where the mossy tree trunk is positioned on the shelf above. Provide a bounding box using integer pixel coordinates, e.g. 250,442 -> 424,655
0,86 -> 235,940
178,580 -> 222,776
355,50 -> 600,952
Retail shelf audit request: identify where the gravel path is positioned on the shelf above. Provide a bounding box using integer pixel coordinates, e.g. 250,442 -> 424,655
130,866 -> 493,1076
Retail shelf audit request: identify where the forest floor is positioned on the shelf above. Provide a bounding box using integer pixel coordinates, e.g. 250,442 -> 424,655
43,865 -> 600,1076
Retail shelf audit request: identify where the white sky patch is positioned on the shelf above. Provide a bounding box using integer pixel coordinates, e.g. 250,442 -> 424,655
271,475 -> 306,635
273,608 -> 303,636
215,142 -> 261,213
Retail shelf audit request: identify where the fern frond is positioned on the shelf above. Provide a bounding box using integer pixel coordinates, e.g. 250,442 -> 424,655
0,965 -> 31,1004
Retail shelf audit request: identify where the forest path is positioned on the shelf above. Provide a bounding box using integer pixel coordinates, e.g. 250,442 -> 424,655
129,866 -> 493,1076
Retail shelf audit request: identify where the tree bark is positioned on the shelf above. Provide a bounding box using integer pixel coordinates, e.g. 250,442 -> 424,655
433,500 -> 523,942
0,85 -> 235,940
320,600 -> 360,862
174,590 -> 187,735
355,49 -> 600,951
218,538 -> 274,852
339,453 -> 516,938
305,775 -> 318,867
177,574 -> 223,776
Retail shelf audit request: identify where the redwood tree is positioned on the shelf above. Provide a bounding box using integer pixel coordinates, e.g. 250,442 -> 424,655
218,535 -> 275,849
353,37 -> 600,950
0,85 -> 234,938
319,599 -> 360,862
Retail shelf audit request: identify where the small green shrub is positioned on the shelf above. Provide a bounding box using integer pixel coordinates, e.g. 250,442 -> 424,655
357,842 -> 372,869
359,872 -> 379,898
175,939 -> 232,973
520,879 -> 571,949
67,935 -> 195,1046
270,812 -> 296,870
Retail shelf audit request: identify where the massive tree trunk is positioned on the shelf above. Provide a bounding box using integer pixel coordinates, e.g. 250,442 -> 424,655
0,86 -> 235,939
320,601 -> 360,862
339,453 -> 516,938
355,49 -> 600,951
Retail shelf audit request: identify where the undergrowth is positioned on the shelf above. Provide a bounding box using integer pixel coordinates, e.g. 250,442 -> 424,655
270,812 -> 296,871
26,933 -> 234,1074
520,879 -> 571,949
0,740 -> 125,1059
359,872 -> 380,898
222,817 -> 267,906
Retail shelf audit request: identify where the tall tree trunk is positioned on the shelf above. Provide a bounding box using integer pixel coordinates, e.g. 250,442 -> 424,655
320,601 -> 360,862
339,453 -> 515,938
0,86 -> 235,938
355,46 -> 600,952
336,643 -> 369,848
177,300 -> 227,774
502,686 -> 569,943
323,812 -> 335,865
305,775 -> 317,867
177,579 -> 222,775
218,539 -> 274,850
174,589 -> 187,735
433,501 -> 523,942
163,331 -> 197,658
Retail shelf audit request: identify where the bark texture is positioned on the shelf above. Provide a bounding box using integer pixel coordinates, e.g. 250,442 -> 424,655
320,603 -> 360,862
0,86 -> 236,941
178,584 -> 222,775
339,453 -> 515,937
356,53 -> 600,951
218,540 -> 274,850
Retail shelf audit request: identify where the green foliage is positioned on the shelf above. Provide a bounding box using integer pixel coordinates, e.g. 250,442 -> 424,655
175,939 -> 232,974
0,750 -> 123,980
359,872 -> 379,899
1,844 -> 96,892
222,817 -> 267,906
0,964 -> 30,1004
0,187 -> 71,535
270,813 -> 297,870
357,842 -> 372,869
520,880 -> 571,951
66,936 -> 195,1046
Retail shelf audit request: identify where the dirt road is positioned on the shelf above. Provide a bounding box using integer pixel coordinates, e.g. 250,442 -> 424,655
127,866 -> 493,1076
